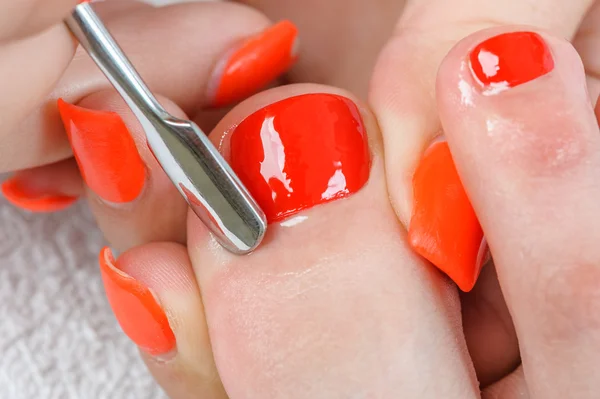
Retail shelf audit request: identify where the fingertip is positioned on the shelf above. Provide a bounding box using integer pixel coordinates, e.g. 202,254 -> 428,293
208,20 -> 299,108
1,177 -> 78,213
105,242 -> 227,398
115,242 -> 198,294
98,246 -> 176,357
57,97 -> 147,204
62,91 -> 188,251
1,159 -> 83,213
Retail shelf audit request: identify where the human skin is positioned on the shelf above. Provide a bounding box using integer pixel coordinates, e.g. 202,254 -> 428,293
2,0 -> 600,398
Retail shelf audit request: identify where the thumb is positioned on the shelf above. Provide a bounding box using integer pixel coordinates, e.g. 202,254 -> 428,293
98,243 -> 226,399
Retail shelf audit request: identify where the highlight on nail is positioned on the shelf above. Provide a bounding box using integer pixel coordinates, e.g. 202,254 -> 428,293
99,247 -> 175,356
469,31 -> 554,94
1,176 -> 78,213
228,93 -> 370,223
57,99 -> 146,204
408,140 -> 484,292
210,20 -> 299,107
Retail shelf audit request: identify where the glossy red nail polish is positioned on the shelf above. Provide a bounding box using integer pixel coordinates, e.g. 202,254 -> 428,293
469,32 -> 554,91
408,141 -> 484,292
57,99 -> 146,203
228,93 -> 370,223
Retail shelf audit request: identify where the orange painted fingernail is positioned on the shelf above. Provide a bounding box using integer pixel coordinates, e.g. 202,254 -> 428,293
57,99 -> 146,203
408,141 -> 484,292
99,247 -> 175,356
1,176 -> 78,212
209,20 -> 299,107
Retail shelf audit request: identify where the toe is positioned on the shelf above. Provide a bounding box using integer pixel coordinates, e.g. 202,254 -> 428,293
437,27 -> 600,398
187,85 -> 480,399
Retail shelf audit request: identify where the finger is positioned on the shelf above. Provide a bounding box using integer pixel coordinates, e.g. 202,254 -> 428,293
1,158 -> 82,212
97,243 -> 226,399
13,1 -> 299,251
437,27 -> 600,398
369,0 -> 593,384
573,0 -> 600,103
0,0 -> 77,40
57,91 -> 188,252
188,84 -> 479,398
233,0 -> 404,97
8,0 -> 297,173
0,24 -> 75,172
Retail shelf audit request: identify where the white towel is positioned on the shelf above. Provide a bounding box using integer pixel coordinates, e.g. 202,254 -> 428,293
0,200 -> 167,398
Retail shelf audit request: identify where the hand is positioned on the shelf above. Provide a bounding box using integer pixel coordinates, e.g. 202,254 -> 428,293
1,0 -> 299,219
0,0 -> 78,179
2,0 -> 303,396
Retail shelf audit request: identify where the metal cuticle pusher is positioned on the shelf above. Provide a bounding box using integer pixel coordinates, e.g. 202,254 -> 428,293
65,2 -> 267,254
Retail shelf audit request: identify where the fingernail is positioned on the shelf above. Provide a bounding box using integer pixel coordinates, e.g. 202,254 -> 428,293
1,176 -> 78,212
408,141 -> 484,292
469,31 -> 554,93
99,247 -> 175,356
209,20 -> 299,107
228,93 -> 370,223
57,99 -> 146,203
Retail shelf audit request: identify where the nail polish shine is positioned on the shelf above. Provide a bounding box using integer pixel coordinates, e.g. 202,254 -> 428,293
469,31 -> 554,91
228,93 -> 370,223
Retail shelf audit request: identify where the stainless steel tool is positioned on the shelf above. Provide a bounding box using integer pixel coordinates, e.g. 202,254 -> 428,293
65,2 -> 266,254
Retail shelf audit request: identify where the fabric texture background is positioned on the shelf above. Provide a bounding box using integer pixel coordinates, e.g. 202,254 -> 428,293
1,0 -> 202,397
